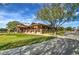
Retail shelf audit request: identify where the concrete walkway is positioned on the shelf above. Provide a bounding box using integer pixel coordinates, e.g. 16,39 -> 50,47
25,33 -> 79,40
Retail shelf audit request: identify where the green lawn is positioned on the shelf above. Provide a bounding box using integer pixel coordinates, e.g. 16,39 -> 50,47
0,33 -> 54,50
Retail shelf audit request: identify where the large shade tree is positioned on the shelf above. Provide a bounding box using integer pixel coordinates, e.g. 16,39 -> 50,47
37,3 -> 79,34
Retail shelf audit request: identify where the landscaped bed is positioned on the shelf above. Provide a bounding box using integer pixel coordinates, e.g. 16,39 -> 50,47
0,33 -> 54,50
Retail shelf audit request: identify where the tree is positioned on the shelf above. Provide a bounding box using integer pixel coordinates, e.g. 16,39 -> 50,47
58,27 -> 65,31
37,3 -> 79,34
0,28 -> 8,33
66,27 -> 73,31
7,21 -> 23,33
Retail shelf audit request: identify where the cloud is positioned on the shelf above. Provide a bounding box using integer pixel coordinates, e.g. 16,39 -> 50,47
0,3 -> 9,7
75,12 -> 79,16
0,4 -> 40,28
0,9 -> 32,21
0,18 -> 17,28
0,19 -> 17,24
16,8 -> 30,15
21,14 -> 36,23
0,10 -> 36,28
25,8 -> 30,11
62,21 -> 79,28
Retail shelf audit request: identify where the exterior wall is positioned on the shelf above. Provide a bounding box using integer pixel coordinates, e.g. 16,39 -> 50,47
16,24 -> 51,34
24,25 -> 43,34
25,28 -> 43,34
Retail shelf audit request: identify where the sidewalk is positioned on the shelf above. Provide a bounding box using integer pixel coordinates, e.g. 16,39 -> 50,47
25,33 -> 79,40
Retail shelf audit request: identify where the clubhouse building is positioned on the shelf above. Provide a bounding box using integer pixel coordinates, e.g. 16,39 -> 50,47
16,23 -> 53,34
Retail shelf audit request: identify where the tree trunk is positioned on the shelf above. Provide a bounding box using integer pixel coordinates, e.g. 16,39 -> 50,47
8,29 -> 10,34
53,27 -> 58,37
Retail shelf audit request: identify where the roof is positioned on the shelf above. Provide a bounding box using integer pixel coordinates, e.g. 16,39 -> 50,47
16,24 -> 27,28
16,22 -> 52,28
31,23 -> 48,26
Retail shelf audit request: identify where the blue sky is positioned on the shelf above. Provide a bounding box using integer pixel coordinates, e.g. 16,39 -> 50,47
0,3 -> 79,28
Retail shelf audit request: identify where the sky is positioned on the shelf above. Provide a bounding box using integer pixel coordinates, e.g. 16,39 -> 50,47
0,3 -> 79,28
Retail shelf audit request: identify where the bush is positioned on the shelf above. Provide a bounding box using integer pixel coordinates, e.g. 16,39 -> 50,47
0,28 -> 8,33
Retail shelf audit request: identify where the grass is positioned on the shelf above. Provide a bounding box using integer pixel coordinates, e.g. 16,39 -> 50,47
57,31 -> 65,35
0,33 -> 54,50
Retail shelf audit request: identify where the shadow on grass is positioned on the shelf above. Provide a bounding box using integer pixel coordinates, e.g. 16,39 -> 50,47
0,36 -> 55,50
